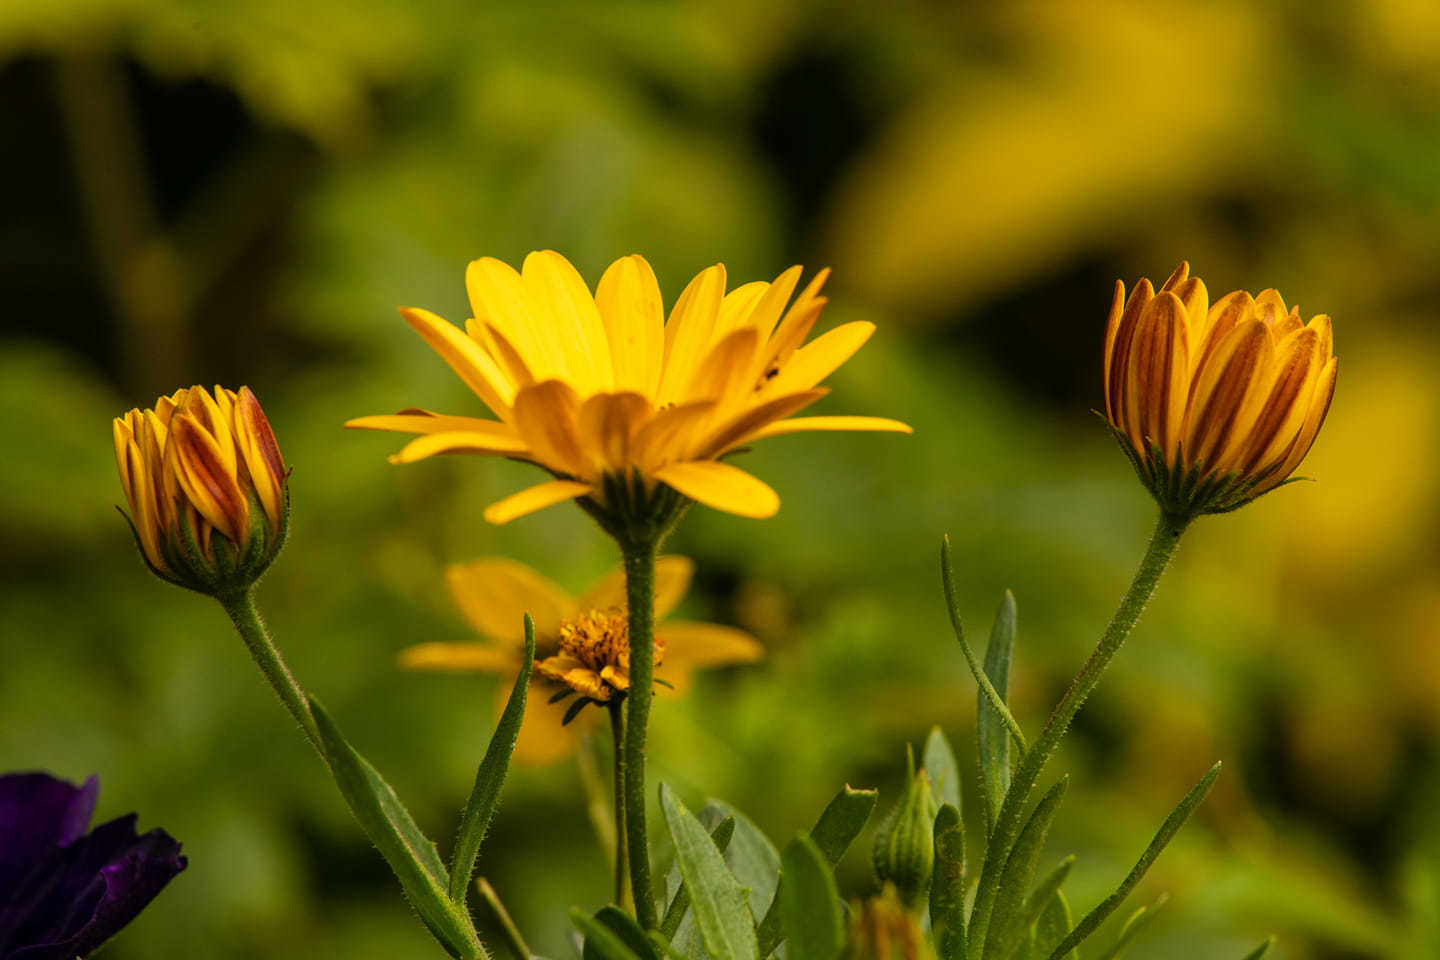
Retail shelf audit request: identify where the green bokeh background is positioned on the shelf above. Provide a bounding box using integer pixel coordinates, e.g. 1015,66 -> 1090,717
3,2 -> 1439,958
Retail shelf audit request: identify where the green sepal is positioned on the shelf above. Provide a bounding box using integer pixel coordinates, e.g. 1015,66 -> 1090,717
757,783 -> 877,957
998,856 -> 1073,960
581,906 -> 659,960
449,615 -> 535,902
984,777 -> 1067,960
978,591 -> 1017,835
779,834 -> 844,960
1238,937 -> 1275,960
923,726 -> 962,814
660,784 -> 760,960
930,803 -> 966,960
662,816 -> 737,939
1043,762 -> 1219,960
1025,890 -> 1076,960
572,907 -> 648,960
1092,897 -> 1167,960
309,697 -> 482,959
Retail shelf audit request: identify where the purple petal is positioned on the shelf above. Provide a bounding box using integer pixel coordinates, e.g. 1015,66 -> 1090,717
0,774 -> 98,901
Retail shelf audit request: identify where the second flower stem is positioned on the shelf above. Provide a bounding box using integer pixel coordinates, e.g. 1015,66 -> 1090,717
608,700 -> 631,912
621,538 -> 659,929
965,511 -> 1188,960
220,589 -> 323,758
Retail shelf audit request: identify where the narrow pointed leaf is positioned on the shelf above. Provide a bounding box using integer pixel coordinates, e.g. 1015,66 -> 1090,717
310,698 -> 482,959
451,616 -> 535,901
780,834 -> 844,960
583,906 -> 658,960
1093,898 -> 1166,960
1239,937 -> 1274,960
924,727 -> 962,813
996,856 -> 1073,960
931,803 -> 966,960
984,777 -> 1067,960
757,784 -> 877,956
662,816 -> 737,938
1027,890 -> 1076,960
1045,763 -> 1220,960
572,907 -> 646,960
661,784 -> 760,960
979,591 -> 1017,835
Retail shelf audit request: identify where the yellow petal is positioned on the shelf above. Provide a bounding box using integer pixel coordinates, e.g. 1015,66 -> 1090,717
397,642 -> 521,673
659,264 -> 726,404
746,415 -> 914,441
1101,279 -> 1126,422
346,411 -> 521,437
595,254 -> 665,397
656,621 -> 764,668
576,392 -> 651,471
746,265 -> 804,347
522,250 -> 614,394
235,386 -> 286,533
400,307 -> 515,416
1124,292 -> 1190,465
169,412 -> 249,543
1236,327 -> 1323,474
1158,261 -> 1190,292
765,321 -> 875,396
1253,354 -> 1336,495
387,430 -> 530,464
654,461 -> 779,518
1190,289 -> 1253,378
633,399 -> 717,472
580,555 -> 695,620
1183,319 -> 1272,472
699,389 -> 830,458
712,281 -> 769,340
446,558 -> 576,643
470,319 -> 535,389
483,479 -> 594,525
682,327 -> 760,409
765,268 -> 830,368
466,257 -> 560,380
512,380 -> 587,477
1106,278 -> 1154,438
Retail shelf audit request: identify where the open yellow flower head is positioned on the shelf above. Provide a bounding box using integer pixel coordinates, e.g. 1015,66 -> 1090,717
347,251 -> 911,534
113,385 -> 288,595
1103,262 -> 1337,519
398,555 -> 762,764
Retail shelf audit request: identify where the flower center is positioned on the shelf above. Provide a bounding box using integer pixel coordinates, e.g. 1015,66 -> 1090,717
536,607 -> 664,704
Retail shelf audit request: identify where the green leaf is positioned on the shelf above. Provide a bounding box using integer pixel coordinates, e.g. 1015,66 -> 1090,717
780,834 -> 844,960
309,697 -> 481,959
582,906 -> 658,960
1026,890 -> 1076,960
1239,937 -> 1275,960
670,805 -> 766,960
923,726 -> 962,814
930,802 -> 966,960
661,784 -> 760,960
984,777 -> 1067,960
572,907 -> 646,960
662,816 -> 737,939
979,590 -> 1017,835
1044,763 -> 1220,960
997,856 -> 1073,960
757,784 -> 877,957
1092,897 -> 1167,960
450,615 -> 535,902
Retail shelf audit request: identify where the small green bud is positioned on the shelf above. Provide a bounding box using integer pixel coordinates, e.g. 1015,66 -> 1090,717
845,885 -> 936,960
872,746 -> 940,908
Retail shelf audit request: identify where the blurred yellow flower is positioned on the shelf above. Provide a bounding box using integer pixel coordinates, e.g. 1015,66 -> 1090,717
535,607 -> 657,704
348,251 -> 911,525
399,556 -> 761,764
113,385 -> 288,593
1103,262 -> 1337,518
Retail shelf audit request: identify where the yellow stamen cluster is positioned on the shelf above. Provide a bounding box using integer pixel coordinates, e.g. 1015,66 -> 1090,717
113,385 -> 288,592
535,608 -> 664,702
1103,262 -> 1337,518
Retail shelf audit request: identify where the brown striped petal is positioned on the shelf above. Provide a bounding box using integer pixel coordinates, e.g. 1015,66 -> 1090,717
1182,319 -> 1272,473
1124,292 -> 1191,464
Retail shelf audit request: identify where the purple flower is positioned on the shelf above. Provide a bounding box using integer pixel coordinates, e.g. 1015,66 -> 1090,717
0,773 -> 186,960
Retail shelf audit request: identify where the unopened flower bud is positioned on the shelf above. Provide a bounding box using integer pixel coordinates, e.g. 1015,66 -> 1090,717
845,886 -> 935,960
872,750 -> 939,908
113,385 -> 288,597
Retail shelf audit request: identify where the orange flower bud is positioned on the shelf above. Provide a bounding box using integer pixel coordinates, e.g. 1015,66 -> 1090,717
1103,263 -> 1336,519
113,386 -> 288,595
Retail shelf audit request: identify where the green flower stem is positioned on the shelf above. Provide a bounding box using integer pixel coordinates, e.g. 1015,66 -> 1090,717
622,538 -> 660,929
220,589 -> 323,758
609,699 -> 632,911
476,877 -> 533,960
965,511 -> 1187,960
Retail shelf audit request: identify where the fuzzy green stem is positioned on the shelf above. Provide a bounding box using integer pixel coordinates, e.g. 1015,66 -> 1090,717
622,538 -> 660,929
476,877 -> 532,960
609,699 -> 632,911
220,590 -> 323,758
965,511 -> 1187,960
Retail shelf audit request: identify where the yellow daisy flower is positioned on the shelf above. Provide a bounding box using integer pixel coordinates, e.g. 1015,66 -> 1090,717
1103,262 -> 1337,518
347,251 -> 911,525
398,555 -> 761,764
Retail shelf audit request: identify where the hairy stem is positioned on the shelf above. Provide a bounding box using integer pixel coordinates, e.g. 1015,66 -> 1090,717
622,539 -> 659,928
219,590 -> 323,758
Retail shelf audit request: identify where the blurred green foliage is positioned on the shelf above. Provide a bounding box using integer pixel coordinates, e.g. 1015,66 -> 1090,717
3,1 -> 1440,958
